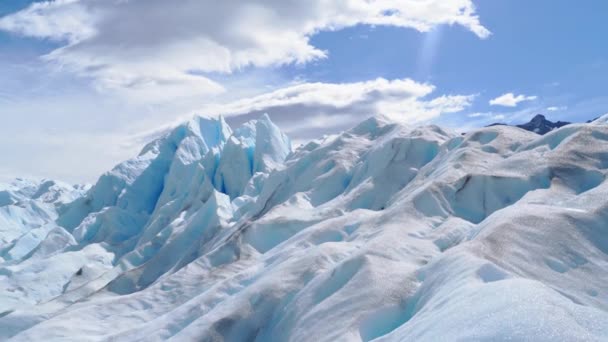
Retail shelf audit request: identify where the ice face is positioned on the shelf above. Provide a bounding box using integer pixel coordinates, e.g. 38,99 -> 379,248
253,113 -> 292,173
1,115 -> 608,341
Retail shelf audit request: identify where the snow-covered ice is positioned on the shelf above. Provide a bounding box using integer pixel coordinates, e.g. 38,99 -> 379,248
1,114 -> 607,341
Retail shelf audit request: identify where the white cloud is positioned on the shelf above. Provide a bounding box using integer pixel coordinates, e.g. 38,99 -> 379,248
157,77 -> 475,141
216,78 -> 435,117
0,0 -> 95,42
0,0 -> 489,102
547,106 -> 567,112
489,93 -> 538,107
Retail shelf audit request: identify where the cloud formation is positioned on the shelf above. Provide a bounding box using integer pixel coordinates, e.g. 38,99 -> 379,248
149,77 -> 476,143
489,93 -> 538,107
0,0 -> 489,102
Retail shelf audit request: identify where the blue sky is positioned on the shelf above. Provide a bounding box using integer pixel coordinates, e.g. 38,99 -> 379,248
291,1 -> 608,123
0,0 -> 607,182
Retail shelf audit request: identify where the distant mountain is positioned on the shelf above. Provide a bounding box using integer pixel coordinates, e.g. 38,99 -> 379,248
489,114 -> 571,135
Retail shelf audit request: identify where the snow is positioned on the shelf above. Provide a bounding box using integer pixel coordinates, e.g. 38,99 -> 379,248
593,113 -> 608,124
0,179 -> 87,261
1,114 -> 608,341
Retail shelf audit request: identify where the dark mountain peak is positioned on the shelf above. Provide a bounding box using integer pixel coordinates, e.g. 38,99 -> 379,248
530,114 -> 546,123
487,114 -> 571,135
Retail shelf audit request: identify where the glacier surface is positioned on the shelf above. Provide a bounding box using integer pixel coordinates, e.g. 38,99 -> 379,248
0,115 -> 607,341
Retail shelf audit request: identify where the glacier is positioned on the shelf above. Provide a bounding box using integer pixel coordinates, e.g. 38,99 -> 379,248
0,114 -> 607,341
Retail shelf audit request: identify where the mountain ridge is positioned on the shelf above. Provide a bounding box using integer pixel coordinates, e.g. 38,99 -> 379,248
1,114 -> 607,341
488,113 -> 571,134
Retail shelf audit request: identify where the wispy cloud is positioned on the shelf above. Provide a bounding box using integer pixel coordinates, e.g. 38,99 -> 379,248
547,106 -> 567,112
489,93 -> 538,107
